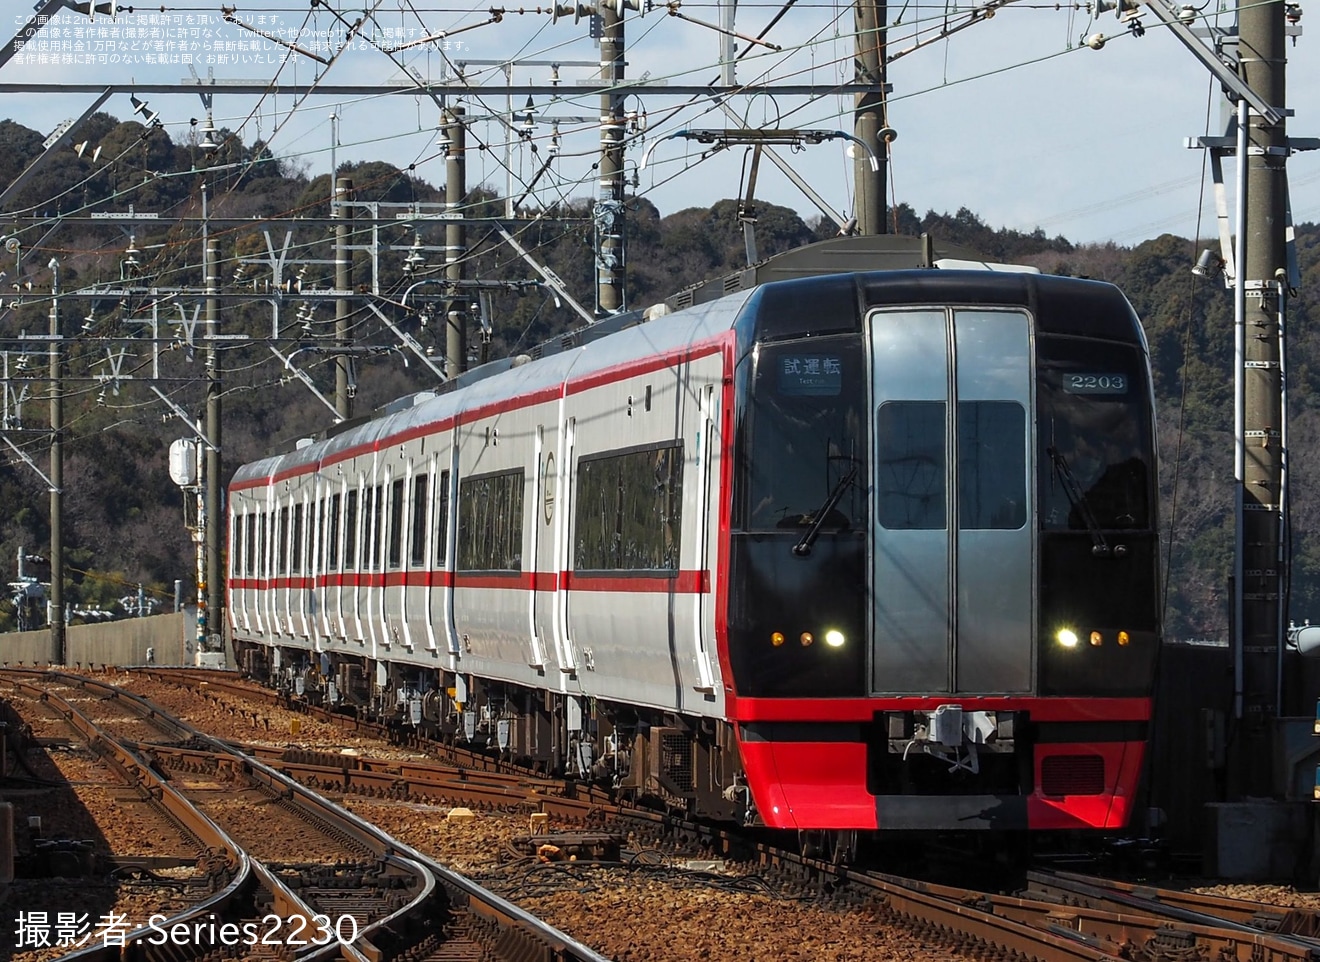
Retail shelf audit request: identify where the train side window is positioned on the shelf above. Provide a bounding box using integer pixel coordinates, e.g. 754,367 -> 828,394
278,506 -> 290,574
291,502 -> 304,574
344,489 -> 359,570
457,470 -> 524,571
574,444 -> 683,571
388,477 -> 405,569
328,494 -> 341,570
245,513 -> 256,577
309,500 -> 318,573
230,511 -> 241,578
957,401 -> 1026,530
259,512 -> 269,578
361,487 -> 370,569
410,473 -> 429,567
363,486 -> 376,570
435,470 -> 451,567
372,484 -> 384,570
876,401 -> 946,530
316,498 -> 326,573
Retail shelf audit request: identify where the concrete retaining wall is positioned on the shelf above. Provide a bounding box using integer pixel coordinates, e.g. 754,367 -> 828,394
0,612 -> 190,668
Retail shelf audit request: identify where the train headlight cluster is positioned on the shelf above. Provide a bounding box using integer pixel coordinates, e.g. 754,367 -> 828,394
768,628 -> 847,648
1055,627 -> 1134,648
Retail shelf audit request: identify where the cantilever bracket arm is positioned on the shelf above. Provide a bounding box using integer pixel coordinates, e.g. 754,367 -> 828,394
2,435 -> 58,492
1141,0 -> 1285,125
363,301 -> 449,382
493,226 -> 596,325
269,345 -> 341,422
150,386 -> 218,453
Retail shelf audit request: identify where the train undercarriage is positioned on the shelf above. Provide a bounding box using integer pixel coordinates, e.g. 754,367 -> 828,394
232,640 -> 752,824
233,639 -> 1054,838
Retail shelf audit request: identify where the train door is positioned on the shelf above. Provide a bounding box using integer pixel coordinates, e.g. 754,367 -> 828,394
429,458 -> 458,656
327,485 -> 346,643
266,498 -> 282,633
313,490 -> 330,641
403,459 -> 435,651
529,424 -> 553,671
369,469 -> 390,654
382,469 -> 406,652
256,503 -> 271,637
231,503 -> 250,634
294,495 -> 311,638
867,308 -> 1033,694
277,496 -> 292,637
554,416 -> 578,676
361,466 -> 384,651
951,310 -> 1032,693
689,382 -> 719,696
347,478 -> 365,644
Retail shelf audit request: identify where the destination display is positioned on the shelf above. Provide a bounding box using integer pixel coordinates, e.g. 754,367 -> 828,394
778,355 -> 843,396
1062,373 -> 1128,395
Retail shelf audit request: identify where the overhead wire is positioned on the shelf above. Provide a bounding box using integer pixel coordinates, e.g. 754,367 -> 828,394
4,0 -> 1218,432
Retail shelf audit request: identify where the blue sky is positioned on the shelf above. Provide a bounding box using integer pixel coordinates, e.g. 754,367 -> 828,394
2,0 -> 1316,247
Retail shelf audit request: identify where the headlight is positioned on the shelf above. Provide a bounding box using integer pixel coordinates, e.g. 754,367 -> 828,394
1057,628 -> 1079,648
824,629 -> 846,648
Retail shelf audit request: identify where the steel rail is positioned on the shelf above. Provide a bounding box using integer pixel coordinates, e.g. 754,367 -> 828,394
152,720 -> 607,962
762,851 -> 1126,962
149,743 -> 607,825
46,674 -> 199,744
1,673 -> 261,962
1023,871 -> 1320,961
1034,869 -> 1320,940
29,669 -> 611,962
5,670 -> 416,961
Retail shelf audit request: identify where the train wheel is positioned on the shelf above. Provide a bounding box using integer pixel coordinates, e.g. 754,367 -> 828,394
799,830 -> 857,866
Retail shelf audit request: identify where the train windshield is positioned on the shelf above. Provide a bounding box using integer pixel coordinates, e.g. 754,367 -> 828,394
742,334 -> 868,531
1037,336 -> 1153,532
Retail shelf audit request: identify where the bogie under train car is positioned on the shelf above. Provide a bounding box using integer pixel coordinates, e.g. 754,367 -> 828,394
228,236 -> 1160,833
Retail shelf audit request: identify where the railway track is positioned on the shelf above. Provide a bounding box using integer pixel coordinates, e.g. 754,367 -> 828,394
3,673 -> 261,961
1023,870 -> 1320,959
2,670 -> 610,962
128,668 -> 617,800
109,668 -> 1320,962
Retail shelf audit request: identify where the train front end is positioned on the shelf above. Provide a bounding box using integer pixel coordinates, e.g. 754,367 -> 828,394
725,269 -> 1160,832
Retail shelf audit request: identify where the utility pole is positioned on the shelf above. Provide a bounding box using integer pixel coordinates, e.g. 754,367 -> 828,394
443,108 -> 467,378
1233,0 -> 1288,798
854,0 -> 886,234
203,187 -> 222,656
47,257 -> 63,664
334,176 -> 354,419
596,0 -> 626,315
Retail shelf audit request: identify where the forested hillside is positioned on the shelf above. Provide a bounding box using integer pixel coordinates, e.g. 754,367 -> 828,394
0,114 -> 1314,641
